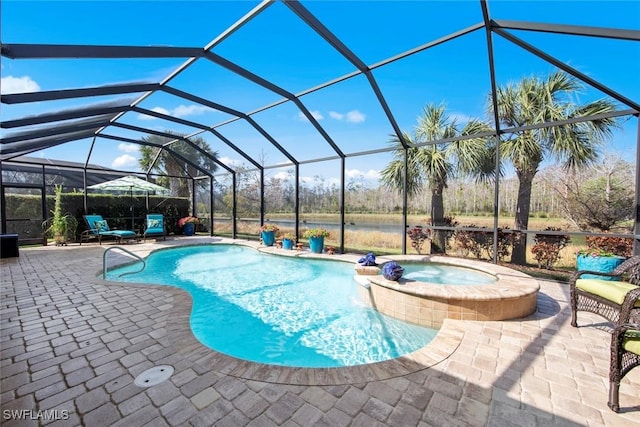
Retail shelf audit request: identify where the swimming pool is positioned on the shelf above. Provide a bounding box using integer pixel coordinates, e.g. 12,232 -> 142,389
106,244 -> 437,368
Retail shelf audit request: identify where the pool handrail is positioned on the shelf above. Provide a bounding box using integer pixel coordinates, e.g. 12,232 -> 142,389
102,246 -> 146,279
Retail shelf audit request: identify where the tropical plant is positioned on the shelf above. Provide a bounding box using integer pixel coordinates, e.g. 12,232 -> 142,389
138,132 -> 217,201
42,185 -> 78,245
178,216 -> 200,227
577,248 -> 617,258
490,70 -> 619,264
381,103 -> 493,253
259,224 -> 279,233
303,227 -> 330,238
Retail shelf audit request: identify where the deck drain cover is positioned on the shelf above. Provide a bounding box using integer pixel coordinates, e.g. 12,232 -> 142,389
134,365 -> 174,387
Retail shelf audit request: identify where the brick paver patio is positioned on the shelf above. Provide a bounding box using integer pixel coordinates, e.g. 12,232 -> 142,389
1,237 -> 638,426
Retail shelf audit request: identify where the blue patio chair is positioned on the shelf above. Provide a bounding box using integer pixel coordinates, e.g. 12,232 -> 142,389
144,214 -> 166,242
81,215 -> 137,245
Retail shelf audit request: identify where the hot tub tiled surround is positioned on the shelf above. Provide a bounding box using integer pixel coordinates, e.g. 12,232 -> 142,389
357,256 -> 539,329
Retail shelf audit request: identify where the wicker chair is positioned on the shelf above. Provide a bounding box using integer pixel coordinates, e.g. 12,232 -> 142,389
608,322 -> 640,412
570,255 -> 640,328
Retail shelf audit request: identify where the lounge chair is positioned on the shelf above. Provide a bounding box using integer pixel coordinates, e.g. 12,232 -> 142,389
570,255 -> 640,327
81,214 -> 137,245
144,213 -> 166,242
609,322 -> 640,412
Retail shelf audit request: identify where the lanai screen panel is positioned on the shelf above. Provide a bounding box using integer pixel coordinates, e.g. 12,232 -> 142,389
214,119 -> 291,167
213,2 -> 358,94
491,32 -> 637,168
235,168 -> 262,236
303,0 -> 483,65
263,164 -> 297,236
166,60 -> 286,116
0,1 -> 256,46
373,29 -> 493,137
251,100 -> 340,162
297,159 -> 341,245
489,0 -> 638,27
504,29 -> 640,110
212,171 -> 234,236
130,91 -> 233,132
299,74 -> 395,154
343,152 -> 403,254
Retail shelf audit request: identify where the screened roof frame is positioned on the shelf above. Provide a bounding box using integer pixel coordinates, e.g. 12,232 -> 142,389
1,3 -> 637,171
1,0 -> 639,253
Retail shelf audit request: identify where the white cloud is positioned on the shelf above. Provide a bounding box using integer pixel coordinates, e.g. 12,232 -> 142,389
118,143 -> 138,153
173,104 -> 210,117
273,171 -> 293,181
0,75 -> 40,94
326,177 -> 340,187
346,168 -> 380,180
345,110 -> 366,123
299,176 -> 315,185
328,109 -> 366,123
137,104 -> 211,120
112,154 -> 137,168
137,106 -> 170,120
297,110 -> 323,122
218,156 -> 242,167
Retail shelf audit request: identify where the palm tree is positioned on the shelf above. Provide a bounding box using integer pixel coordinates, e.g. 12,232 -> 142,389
138,132 -> 217,201
381,103 -> 492,253
491,71 -> 619,264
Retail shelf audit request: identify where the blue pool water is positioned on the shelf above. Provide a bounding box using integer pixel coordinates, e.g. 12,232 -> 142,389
106,244 -> 437,368
401,263 -> 496,285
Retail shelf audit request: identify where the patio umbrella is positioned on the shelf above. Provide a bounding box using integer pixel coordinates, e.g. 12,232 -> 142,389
87,175 -> 168,230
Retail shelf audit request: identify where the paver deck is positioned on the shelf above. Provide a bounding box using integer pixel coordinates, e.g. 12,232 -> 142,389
1,237 -> 638,426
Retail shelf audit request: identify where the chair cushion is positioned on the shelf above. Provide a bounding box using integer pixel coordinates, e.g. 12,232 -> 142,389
148,219 -> 162,229
576,279 -> 640,306
623,329 -> 640,355
94,220 -> 110,232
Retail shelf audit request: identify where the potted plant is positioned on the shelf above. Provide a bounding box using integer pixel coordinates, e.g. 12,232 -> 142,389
303,227 -> 330,254
178,216 -> 199,236
42,185 -> 78,246
576,247 -> 625,280
259,224 -> 279,246
281,232 -> 296,250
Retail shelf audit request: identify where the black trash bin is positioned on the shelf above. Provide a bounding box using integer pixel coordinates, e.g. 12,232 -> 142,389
1,234 -> 19,258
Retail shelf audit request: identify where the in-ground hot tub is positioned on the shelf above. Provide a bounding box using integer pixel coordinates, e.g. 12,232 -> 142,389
356,256 -> 540,329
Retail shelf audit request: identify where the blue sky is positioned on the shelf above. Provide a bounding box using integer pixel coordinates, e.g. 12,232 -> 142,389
1,0 -> 639,186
